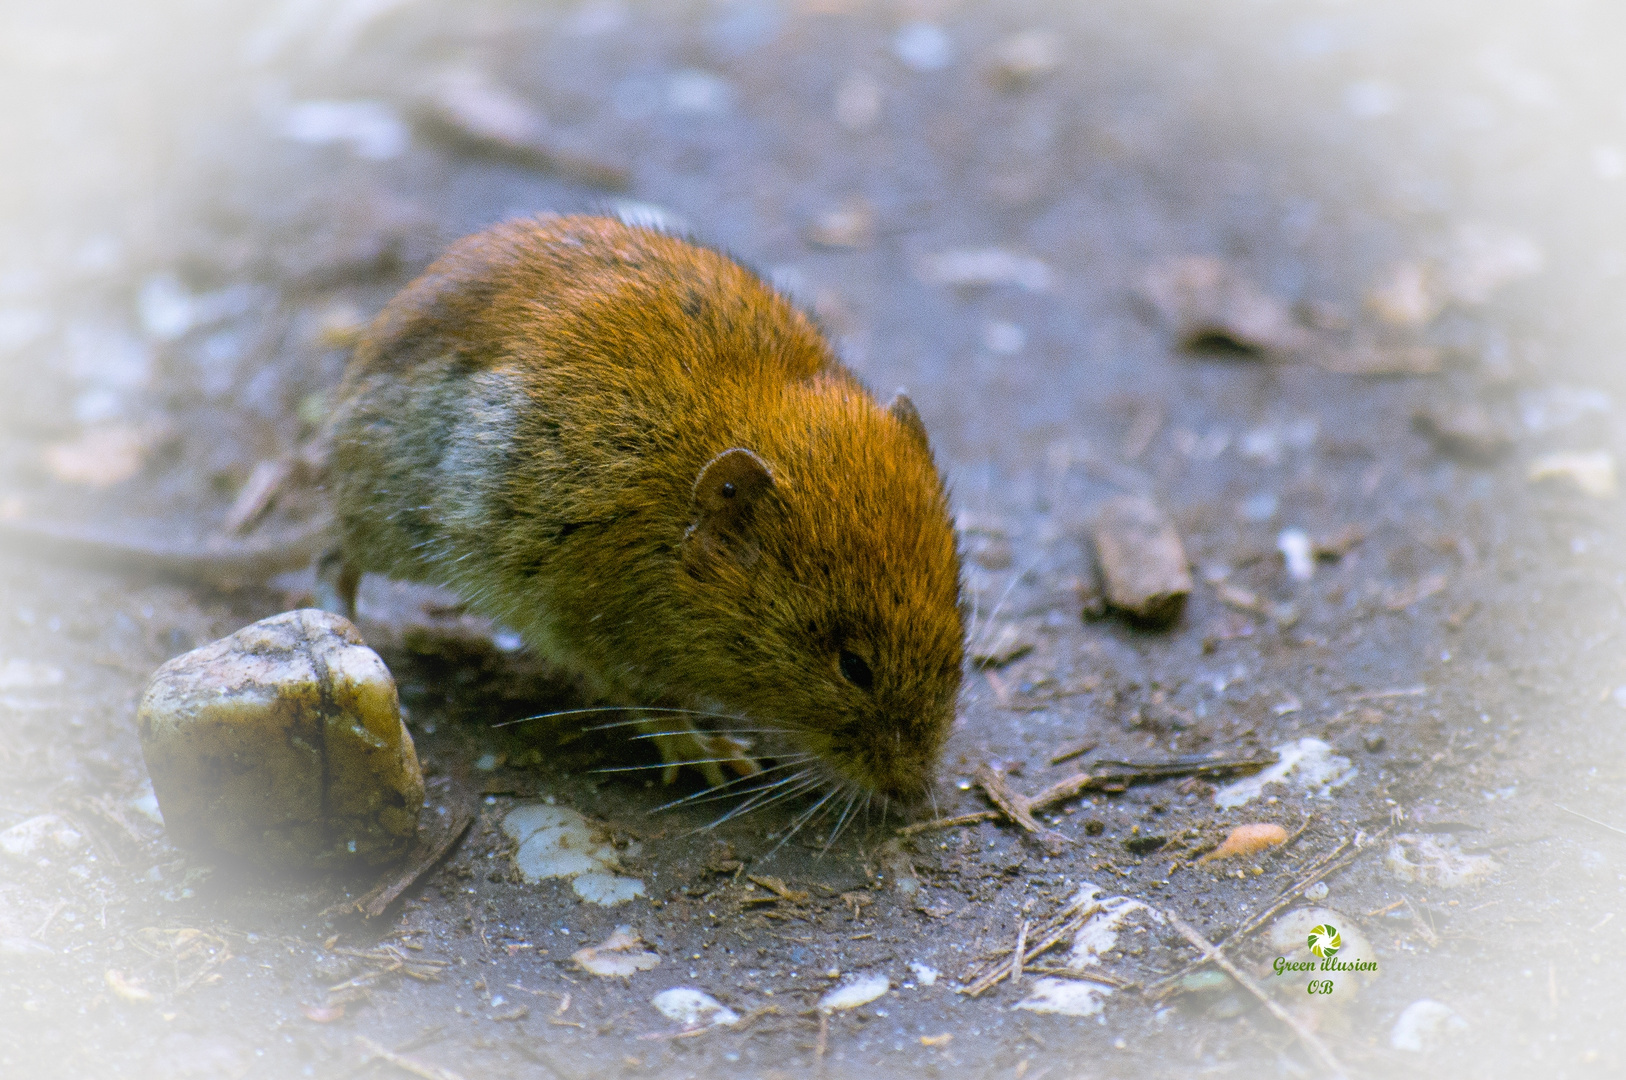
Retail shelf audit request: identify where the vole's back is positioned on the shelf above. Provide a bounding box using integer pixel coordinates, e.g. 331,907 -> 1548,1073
330,215 -> 963,803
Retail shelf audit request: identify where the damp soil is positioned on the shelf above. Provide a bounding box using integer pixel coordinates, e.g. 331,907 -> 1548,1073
4,2 -> 1626,1078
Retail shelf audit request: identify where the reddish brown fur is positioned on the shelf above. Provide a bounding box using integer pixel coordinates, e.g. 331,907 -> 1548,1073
328,216 -> 963,802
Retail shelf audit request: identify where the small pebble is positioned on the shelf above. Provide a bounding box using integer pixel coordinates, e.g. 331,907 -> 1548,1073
137,609 -> 423,868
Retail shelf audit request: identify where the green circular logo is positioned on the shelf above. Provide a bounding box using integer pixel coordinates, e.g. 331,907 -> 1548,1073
1307,923 -> 1341,959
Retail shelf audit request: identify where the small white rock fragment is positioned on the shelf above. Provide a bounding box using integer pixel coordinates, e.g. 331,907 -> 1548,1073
1391,999 -> 1469,1052
0,815 -> 86,862
893,22 -> 955,72
137,610 -> 423,868
1303,881 -> 1330,901
833,71 -> 882,131
572,926 -> 660,977
280,100 -> 409,160
666,69 -> 734,115
0,659 -> 64,690
501,803 -> 645,905
916,248 -> 1052,292
651,987 -> 739,1028
818,972 -> 890,1012
1278,527 -> 1315,582
1014,977 -> 1113,1017
1528,451 -> 1617,498
1386,834 -> 1498,889
1063,884 -> 1163,968
1214,738 -> 1355,809
907,962 -> 939,987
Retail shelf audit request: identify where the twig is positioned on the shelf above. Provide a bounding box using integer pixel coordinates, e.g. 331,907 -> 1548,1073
1022,966 -> 1131,987
1011,920 -> 1029,987
1347,686 -> 1426,701
356,1036 -> 471,1080
901,753 -> 1278,840
1146,834 -> 1365,999
1403,898 -> 1440,948
960,894 -> 1102,997
351,796 -> 476,919
1049,739 -> 1098,766
1163,912 -> 1348,1080
975,765 -> 1069,852
896,810 -> 999,837
1555,803 -> 1626,838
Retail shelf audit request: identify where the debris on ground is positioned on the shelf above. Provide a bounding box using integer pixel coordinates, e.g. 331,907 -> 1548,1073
915,248 -> 1052,292
136,609 -> 423,868
416,69 -> 628,189
0,814 -> 86,862
986,29 -> 1063,92
41,422 -> 171,488
1527,451 -> 1617,498
1390,998 -> 1471,1052
1367,261 -> 1445,327
343,789 -> 476,919
1197,823 -> 1289,863
1314,341 -> 1445,376
1263,906 -> 1379,1001
818,972 -> 890,1012
502,803 -> 645,905
1090,495 -> 1193,625
1413,401 -> 1514,462
1277,527 -> 1315,582
1136,255 -> 1310,355
803,197 -> 875,249
573,927 -> 661,978
1386,833 -> 1499,888
1213,739 -> 1355,809
650,988 -> 739,1029
970,622 -> 1036,667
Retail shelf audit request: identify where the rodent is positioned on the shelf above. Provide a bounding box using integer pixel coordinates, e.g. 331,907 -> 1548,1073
9,215 -> 966,806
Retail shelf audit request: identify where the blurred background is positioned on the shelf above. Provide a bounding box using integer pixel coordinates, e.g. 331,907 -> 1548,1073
2,1 -> 1625,1078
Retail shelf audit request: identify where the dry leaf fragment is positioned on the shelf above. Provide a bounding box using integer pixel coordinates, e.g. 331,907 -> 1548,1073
1528,451 -> 1617,498
746,875 -> 809,903
1137,256 -> 1309,355
42,423 -> 170,488
105,969 -> 154,1003
572,927 -> 660,978
1197,823 -> 1289,863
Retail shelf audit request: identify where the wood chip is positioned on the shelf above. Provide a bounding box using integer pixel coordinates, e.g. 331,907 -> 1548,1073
747,875 -> 810,903
974,765 -> 1068,853
1091,496 -> 1192,625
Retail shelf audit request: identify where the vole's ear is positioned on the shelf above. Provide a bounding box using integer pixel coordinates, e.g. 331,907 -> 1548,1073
685,447 -> 775,569
888,390 -> 931,453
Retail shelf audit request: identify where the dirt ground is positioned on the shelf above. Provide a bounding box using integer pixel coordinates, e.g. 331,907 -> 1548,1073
4,2 -> 1626,1078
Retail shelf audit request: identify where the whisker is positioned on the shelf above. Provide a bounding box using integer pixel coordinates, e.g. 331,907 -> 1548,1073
764,785 -> 843,857
648,760 -> 810,813
820,790 -> 862,854
698,774 -> 822,832
492,705 -> 749,729
624,728 -> 785,740
592,756 -> 772,774
967,553 -> 1042,657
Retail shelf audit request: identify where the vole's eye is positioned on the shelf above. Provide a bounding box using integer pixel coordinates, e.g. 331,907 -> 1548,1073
838,649 -> 874,691
721,482 -> 736,498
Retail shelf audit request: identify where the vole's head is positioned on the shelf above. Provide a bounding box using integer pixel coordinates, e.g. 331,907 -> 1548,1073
676,386 -> 964,807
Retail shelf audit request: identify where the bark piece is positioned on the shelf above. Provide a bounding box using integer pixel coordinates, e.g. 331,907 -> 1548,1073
1091,496 -> 1193,625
